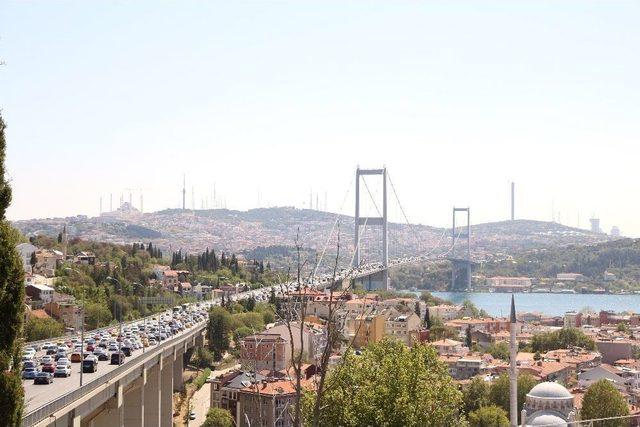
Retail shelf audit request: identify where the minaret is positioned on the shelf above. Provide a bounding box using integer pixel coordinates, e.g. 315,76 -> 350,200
509,294 -> 518,427
511,182 -> 515,221
182,175 -> 186,211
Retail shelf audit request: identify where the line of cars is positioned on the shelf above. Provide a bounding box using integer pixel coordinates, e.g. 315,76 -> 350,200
21,304 -> 210,386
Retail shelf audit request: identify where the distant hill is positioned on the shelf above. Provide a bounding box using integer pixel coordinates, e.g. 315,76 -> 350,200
483,237 -> 640,280
12,207 -> 616,268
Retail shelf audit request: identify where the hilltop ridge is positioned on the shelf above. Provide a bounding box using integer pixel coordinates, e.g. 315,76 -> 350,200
12,207 -> 616,266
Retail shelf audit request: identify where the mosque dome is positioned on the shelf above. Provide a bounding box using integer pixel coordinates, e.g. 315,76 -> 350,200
527,412 -> 568,426
523,382 -> 575,426
527,382 -> 573,399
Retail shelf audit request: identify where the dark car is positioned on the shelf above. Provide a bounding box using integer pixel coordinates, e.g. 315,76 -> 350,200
110,352 -> 125,365
94,349 -> 109,361
82,357 -> 98,373
54,352 -> 67,361
34,372 -> 53,385
121,346 -> 132,357
46,347 -> 57,355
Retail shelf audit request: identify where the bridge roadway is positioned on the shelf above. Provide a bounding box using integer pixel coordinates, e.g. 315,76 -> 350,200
22,319 -> 207,427
21,258 -> 434,427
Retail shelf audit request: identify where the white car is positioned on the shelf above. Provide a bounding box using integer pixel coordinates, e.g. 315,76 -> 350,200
57,358 -> 71,368
54,365 -> 72,377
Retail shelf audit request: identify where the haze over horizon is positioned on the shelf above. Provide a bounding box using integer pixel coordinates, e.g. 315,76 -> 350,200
2,2 -> 638,235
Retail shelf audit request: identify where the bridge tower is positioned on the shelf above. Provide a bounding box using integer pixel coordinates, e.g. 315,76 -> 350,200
354,167 -> 388,290
451,207 -> 471,291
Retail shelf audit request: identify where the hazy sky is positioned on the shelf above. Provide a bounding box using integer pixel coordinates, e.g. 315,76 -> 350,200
1,2 -> 639,235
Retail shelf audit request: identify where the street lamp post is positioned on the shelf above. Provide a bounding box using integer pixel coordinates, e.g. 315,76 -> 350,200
107,277 -> 123,363
80,290 -> 84,386
65,267 -> 85,387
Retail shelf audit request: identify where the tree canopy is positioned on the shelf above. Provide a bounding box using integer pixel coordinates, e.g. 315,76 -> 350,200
0,112 -> 26,425
462,377 -> 490,415
24,317 -> 65,341
488,373 -> 537,423
207,306 -> 233,360
468,405 -> 509,427
581,379 -> 629,427
301,339 -> 465,426
202,407 -> 234,427
531,327 -> 596,352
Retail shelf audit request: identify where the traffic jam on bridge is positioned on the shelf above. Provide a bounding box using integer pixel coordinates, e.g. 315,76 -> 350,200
21,303 -> 210,387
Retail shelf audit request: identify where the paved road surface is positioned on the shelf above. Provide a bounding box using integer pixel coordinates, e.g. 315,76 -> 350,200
188,364 -> 240,427
23,321 -> 206,414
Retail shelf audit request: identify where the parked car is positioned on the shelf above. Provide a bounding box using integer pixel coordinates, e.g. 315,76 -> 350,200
54,365 -> 72,377
34,372 -> 53,385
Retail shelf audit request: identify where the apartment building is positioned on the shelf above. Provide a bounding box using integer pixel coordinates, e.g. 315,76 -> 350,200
210,371 -> 266,420
237,380 -> 298,427
385,312 -> 421,346
266,322 -> 327,362
240,333 -> 289,372
345,310 -> 387,349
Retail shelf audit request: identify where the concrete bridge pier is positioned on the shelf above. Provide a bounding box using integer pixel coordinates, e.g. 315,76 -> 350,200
173,349 -> 184,392
144,363 -> 161,427
86,385 -> 123,427
123,374 -> 146,427
47,410 -> 82,427
160,355 -> 174,427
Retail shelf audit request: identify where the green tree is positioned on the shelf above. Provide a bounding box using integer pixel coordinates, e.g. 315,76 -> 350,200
486,342 -> 510,361
466,324 -> 473,348
463,376 -> 490,415
468,405 -> 509,427
24,317 -> 65,341
191,347 -> 215,369
489,373 -> 537,423
202,408 -> 234,427
425,306 -> 431,329
207,306 -> 233,360
269,287 -> 277,305
531,327 -> 596,352
616,322 -> 630,334
0,113 -> 26,425
581,380 -> 629,427
233,326 -> 253,344
301,339 -> 465,426
245,295 -> 256,312
29,251 -> 37,272
84,302 -> 113,329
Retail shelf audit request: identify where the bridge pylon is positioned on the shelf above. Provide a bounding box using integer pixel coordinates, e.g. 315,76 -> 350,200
354,167 -> 388,290
451,207 -> 471,291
